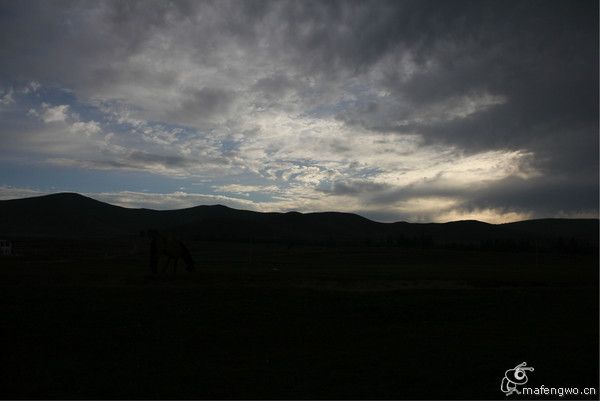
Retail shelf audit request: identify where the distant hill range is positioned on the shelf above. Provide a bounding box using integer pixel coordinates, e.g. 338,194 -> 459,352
0,193 -> 597,251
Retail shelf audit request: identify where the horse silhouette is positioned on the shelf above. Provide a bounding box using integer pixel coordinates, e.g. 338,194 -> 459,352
144,230 -> 195,274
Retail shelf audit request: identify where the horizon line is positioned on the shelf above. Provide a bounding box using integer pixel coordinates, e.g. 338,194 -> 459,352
2,190 -> 598,226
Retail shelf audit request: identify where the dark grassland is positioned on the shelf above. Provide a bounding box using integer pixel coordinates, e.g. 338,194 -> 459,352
1,239 -> 598,399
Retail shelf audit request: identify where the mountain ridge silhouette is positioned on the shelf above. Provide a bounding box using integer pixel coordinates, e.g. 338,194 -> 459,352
1,192 -> 597,249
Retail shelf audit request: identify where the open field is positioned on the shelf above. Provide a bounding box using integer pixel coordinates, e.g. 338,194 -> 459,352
1,240 -> 598,399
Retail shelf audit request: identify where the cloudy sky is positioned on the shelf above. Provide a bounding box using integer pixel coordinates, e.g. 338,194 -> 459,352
0,0 -> 597,222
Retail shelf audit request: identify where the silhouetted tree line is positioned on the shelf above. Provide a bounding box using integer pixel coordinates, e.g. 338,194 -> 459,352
188,232 -> 597,254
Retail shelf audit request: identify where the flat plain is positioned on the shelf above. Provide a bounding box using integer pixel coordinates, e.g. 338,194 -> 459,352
1,239 -> 598,399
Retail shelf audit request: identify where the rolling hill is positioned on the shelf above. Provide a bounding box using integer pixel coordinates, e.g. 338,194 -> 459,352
0,192 -> 597,250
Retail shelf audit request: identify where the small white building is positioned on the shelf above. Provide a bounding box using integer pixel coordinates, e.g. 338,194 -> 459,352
0,239 -> 12,256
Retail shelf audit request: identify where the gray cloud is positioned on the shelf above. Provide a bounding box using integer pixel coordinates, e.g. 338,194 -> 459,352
128,150 -> 191,168
172,87 -> 235,125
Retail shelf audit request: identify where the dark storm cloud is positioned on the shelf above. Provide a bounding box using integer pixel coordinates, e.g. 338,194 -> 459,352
287,0 -> 598,216
323,1 -> 597,144
325,180 -> 391,196
464,176 -> 600,217
325,173 -> 599,219
323,176 -> 462,207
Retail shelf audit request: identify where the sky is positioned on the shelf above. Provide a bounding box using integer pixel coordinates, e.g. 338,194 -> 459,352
0,0 -> 598,223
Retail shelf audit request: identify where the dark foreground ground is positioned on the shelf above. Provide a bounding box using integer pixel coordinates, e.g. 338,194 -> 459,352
0,239 -> 598,399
